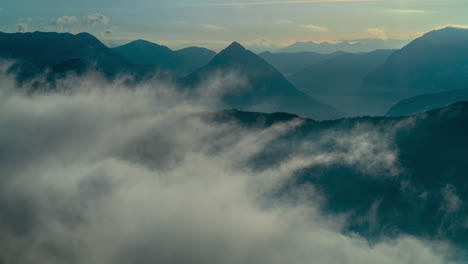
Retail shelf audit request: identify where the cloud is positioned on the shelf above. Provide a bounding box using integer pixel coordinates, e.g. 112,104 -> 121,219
0,62 -> 461,264
389,9 -> 425,13
84,14 -> 109,26
49,16 -> 78,29
202,24 -> 227,31
441,185 -> 462,214
102,26 -> 118,37
57,15 -> 78,24
301,24 -> 329,32
16,23 -> 28,33
435,24 -> 468,30
179,0 -> 376,7
367,28 -> 388,40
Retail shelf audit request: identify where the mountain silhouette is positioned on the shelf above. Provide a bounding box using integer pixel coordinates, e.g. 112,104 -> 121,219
185,42 -> 343,120
113,39 -> 177,67
174,47 -> 217,75
0,31 -> 134,75
363,27 -> 468,94
287,49 -> 394,115
279,39 -> 409,53
258,51 -> 345,75
387,88 -> 468,116
113,40 -> 216,76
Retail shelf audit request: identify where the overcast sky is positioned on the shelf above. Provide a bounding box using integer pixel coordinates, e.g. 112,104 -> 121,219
2,0 -> 468,50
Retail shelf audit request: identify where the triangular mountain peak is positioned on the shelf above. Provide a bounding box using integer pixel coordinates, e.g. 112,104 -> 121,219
117,39 -> 173,51
184,41 -> 342,120
207,41 -> 273,72
224,41 -> 246,52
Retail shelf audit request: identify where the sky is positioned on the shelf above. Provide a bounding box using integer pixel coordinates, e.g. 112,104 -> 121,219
1,0 -> 468,51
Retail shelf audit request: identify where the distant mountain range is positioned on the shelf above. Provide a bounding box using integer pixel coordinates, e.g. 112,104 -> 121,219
259,27 -> 468,116
277,38 -> 409,54
287,50 -> 394,114
0,31 -> 343,120
3,28 -> 468,118
0,31 -> 135,76
184,42 -> 343,120
258,51 -> 346,75
361,27 -> 468,114
113,40 -> 216,76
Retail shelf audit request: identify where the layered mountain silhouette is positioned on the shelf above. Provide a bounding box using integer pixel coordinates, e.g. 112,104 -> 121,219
357,27 -> 468,115
113,40 -> 176,68
113,40 -> 216,76
174,47 -> 217,75
279,39 -> 409,53
0,31 -> 135,76
212,101 -> 468,250
258,51 -> 345,75
387,88 -> 468,116
287,50 -> 394,115
364,27 -> 468,94
185,42 -> 343,120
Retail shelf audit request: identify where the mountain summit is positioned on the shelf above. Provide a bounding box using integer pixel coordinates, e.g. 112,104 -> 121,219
0,31 -> 136,80
363,27 -> 468,93
0,31 -> 131,70
185,42 -> 342,120
359,27 -> 468,114
113,40 -> 216,75
113,40 -> 177,67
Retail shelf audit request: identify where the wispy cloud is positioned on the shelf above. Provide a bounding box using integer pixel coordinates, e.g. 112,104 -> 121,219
301,24 -> 329,32
84,14 -> 109,26
17,23 -> 28,33
367,28 -> 388,40
179,0 -> 377,7
389,9 -> 425,13
49,16 -> 78,26
435,24 -> 468,30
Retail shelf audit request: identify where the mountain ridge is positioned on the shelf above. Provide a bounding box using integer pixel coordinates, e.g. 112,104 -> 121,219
113,40 -> 216,76
185,41 -> 343,120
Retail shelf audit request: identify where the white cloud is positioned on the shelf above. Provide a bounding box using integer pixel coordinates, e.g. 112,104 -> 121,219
435,24 -> 468,30
389,9 -> 425,13
367,28 -> 388,40
301,24 -> 329,32
17,23 -> 28,33
57,15 -> 78,24
49,16 -> 78,29
441,185 -> 462,214
84,14 -> 110,26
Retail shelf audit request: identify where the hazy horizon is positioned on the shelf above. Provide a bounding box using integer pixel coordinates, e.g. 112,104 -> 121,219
3,0 -> 468,51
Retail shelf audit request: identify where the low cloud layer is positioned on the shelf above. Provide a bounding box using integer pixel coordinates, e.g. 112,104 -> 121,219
0,63 -> 461,264
301,24 -> 329,32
